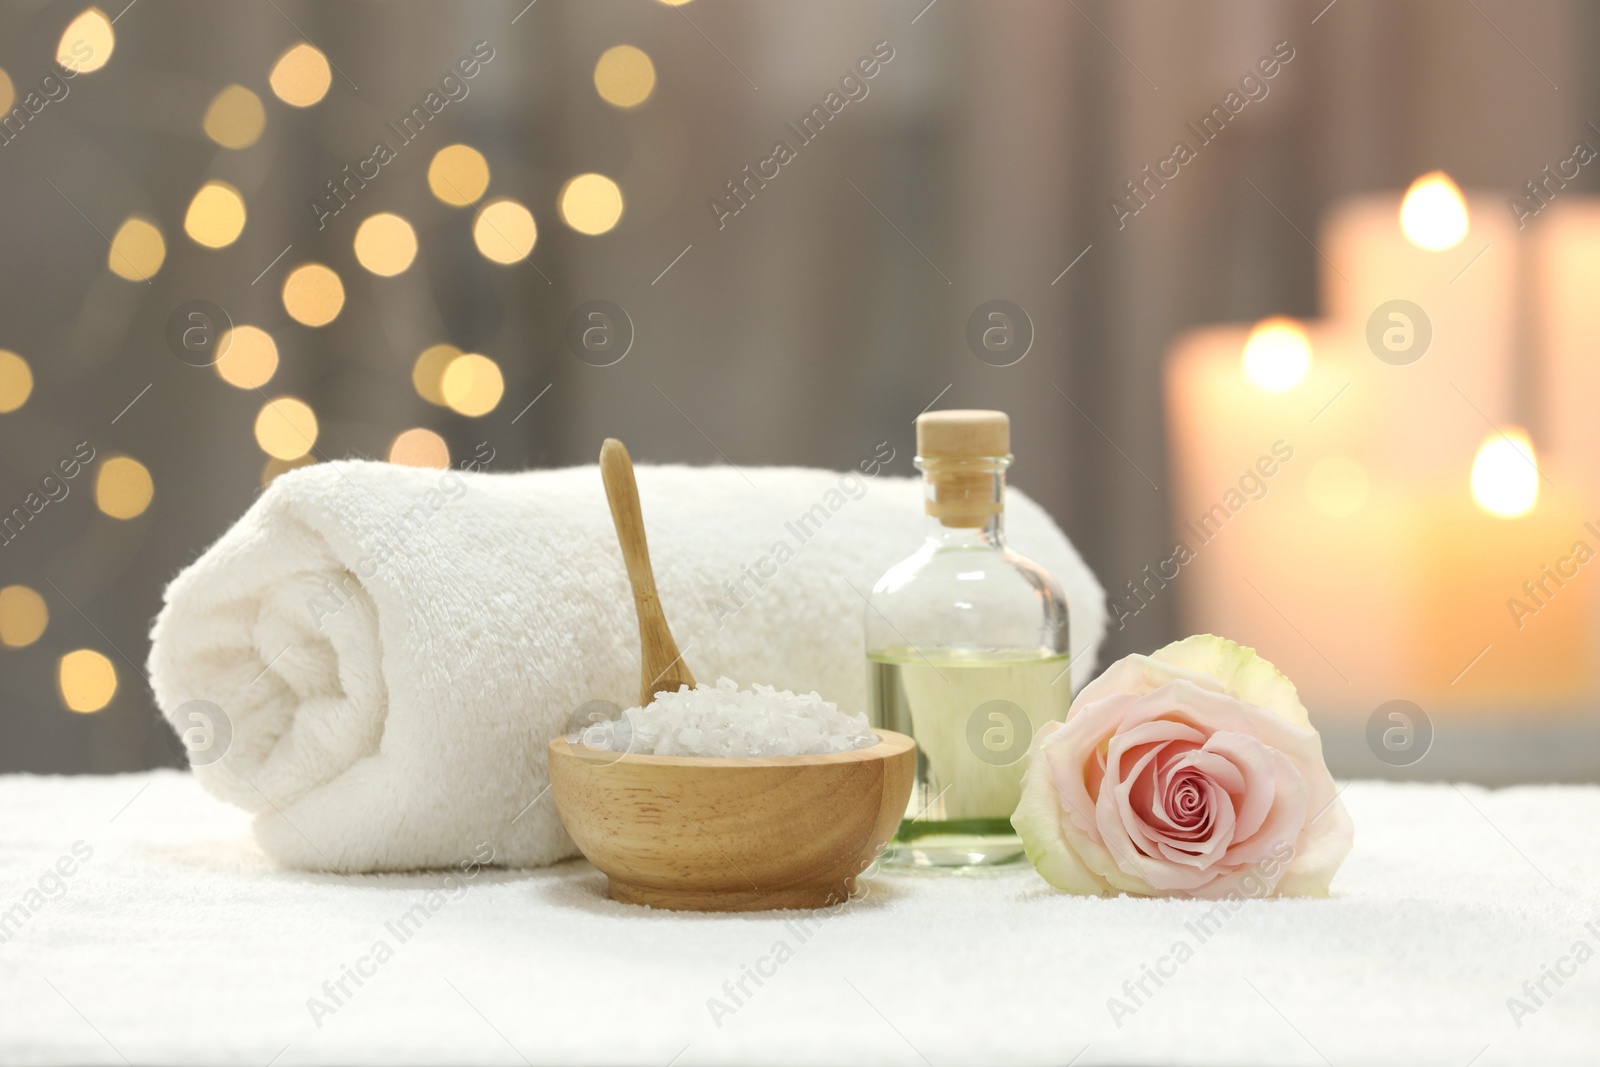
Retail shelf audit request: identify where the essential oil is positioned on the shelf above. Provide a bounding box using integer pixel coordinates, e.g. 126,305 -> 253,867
865,410 -> 1071,869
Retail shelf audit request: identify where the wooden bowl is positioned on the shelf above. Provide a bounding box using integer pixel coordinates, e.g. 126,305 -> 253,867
548,730 -> 915,911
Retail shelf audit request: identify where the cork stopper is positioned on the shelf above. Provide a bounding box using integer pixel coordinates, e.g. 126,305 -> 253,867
916,409 -> 1009,460
915,410 -> 1010,527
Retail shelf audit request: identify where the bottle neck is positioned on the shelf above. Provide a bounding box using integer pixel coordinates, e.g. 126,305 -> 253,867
925,511 -> 1005,547
917,455 -> 1009,547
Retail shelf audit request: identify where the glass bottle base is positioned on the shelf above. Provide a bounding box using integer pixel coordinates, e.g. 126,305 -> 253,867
880,819 -> 1028,869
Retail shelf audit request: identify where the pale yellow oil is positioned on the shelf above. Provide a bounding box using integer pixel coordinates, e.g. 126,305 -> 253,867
868,648 -> 1072,868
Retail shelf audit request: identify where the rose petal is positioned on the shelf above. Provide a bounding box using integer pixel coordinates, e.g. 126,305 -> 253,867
1035,721 -> 1149,895
1110,739 -> 1173,859
1107,717 -> 1208,757
1011,721 -> 1115,895
1165,746 -> 1248,798
1277,791 -> 1354,898
1044,692 -> 1136,841
1219,748 -> 1307,869
1198,730 -> 1276,842
1149,633 -> 1313,729
1070,651 -> 1229,720
1102,717 -> 1206,854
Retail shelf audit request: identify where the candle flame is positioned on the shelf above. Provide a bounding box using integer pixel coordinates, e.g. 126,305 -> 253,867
1470,429 -> 1538,518
1399,171 -> 1468,251
1240,317 -> 1311,392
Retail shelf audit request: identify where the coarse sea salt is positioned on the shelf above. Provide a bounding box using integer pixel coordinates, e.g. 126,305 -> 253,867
578,677 -> 877,758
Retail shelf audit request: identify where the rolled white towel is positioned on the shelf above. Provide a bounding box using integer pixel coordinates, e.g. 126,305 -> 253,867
148,459 -> 1106,872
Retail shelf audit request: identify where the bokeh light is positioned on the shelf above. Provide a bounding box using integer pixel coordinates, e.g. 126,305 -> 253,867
1471,429 -> 1539,519
428,144 -> 490,206
261,455 -> 315,488
254,397 -> 319,460
559,174 -> 624,235
594,45 -> 656,108
215,326 -> 278,389
1240,317 -> 1311,392
1400,171 -> 1468,252
108,217 -> 165,281
354,213 -> 418,276
282,263 -> 345,326
202,85 -> 266,148
1306,456 -> 1370,518
0,351 -> 33,413
57,7 -> 114,74
270,43 -> 332,107
0,68 -> 14,114
388,428 -> 450,469
412,343 -> 461,406
95,456 -> 153,519
255,397 -> 319,460
473,199 -> 537,264
59,649 -> 116,713
441,354 -> 504,417
184,181 -> 247,248
0,586 -> 48,648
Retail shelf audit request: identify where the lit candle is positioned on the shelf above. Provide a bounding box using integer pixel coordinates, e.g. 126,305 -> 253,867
1162,319 -> 1408,711
1408,430 -> 1598,707
1320,172 -> 1518,477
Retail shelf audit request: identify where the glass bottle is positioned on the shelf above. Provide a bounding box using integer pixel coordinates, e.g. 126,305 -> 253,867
866,410 -> 1071,869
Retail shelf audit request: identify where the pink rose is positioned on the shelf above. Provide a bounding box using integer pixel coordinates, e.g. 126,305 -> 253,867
1012,635 -> 1352,898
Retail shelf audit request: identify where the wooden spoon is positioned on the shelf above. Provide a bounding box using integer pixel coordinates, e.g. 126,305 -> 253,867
600,438 -> 698,706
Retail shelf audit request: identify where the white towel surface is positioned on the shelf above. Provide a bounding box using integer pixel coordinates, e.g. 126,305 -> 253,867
147,461 -> 1106,873
3,771 -> 1596,1066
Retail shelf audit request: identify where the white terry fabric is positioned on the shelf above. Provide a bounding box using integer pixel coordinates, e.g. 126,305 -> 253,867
3,771 -> 1596,1066
146,461 -> 1106,873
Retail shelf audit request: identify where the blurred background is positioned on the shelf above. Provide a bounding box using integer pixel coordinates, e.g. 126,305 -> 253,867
1,0 -> 1597,782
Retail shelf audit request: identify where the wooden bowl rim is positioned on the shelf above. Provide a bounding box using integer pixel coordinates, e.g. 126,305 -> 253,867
549,728 -> 914,769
